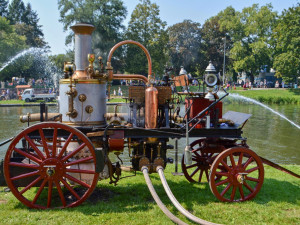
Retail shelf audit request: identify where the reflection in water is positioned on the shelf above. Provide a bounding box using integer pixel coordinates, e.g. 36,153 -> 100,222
0,100 -> 299,165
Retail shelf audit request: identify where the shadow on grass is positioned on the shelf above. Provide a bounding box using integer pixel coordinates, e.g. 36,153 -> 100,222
12,173 -> 300,214
288,88 -> 300,95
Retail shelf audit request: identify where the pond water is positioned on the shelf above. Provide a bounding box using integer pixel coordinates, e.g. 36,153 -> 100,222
0,97 -> 299,165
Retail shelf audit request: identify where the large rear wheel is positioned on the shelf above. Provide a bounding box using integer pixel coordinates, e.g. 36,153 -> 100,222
4,122 -> 99,209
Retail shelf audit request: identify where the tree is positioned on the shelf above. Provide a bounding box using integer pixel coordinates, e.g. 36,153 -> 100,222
19,3 -> 46,47
7,0 -> 46,48
167,20 -> 201,76
273,4 -> 300,83
0,0 -> 8,17
219,4 -> 277,82
49,54 -> 72,73
125,0 -> 168,76
58,0 -> 127,61
0,16 -> 27,66
7,0 -> 25,24
201,16 -> 230,77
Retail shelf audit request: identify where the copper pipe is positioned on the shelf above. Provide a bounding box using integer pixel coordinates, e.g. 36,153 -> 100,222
145,86 -> 158,128
113,74 -> 148,84
107,40 -> 152,76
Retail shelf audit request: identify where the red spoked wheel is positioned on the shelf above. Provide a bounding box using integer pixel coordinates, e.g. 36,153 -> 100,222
182,139 -> 219,183
4,122 -> 99,209
209,147 -> 264,202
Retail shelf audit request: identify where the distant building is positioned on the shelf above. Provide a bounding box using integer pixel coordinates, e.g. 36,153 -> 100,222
237,69 -> 280,87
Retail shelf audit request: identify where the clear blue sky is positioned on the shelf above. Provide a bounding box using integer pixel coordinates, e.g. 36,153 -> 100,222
17,0 -> 299,55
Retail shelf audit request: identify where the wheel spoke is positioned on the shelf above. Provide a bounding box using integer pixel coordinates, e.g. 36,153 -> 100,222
24,135 -> 45,160
60,178 -> 81,200
216,178 -> 229,186
193,151 -> 201,158
239,185 -> 245,200
205,169 -> 209,182
220,160 -> 231,171
65,156 -> 94,167
54,180 -> 66,207
221,183 -> 232,197
52,128 -> 58,157
66,168 -> 96,174
20,176 -> 42,195
11,170 -> 40,181
245,166 -> 259,174
192,156 -> 198,161
32,179 -> 47,204
243,157 -> 254,169
198,169 -> 204,182
9,162 -> 39,169
62,143 -> 87,162
243,181 -> 254,193
186,163 -> 198,169
229,154 -> 236,168
230,185 -> 237,201
64,174 -> 91,188
57,133 -> 74,159
47,180 -> 53,208
39,129 -> 50,157
13,147 -> 41,164
246,176 -> 259,182
190,167 -> 200,178
238,152 -> 244,166
215,171 -> 229,177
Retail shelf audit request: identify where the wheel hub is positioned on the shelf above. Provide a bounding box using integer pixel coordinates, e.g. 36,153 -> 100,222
41,158 -> 64,179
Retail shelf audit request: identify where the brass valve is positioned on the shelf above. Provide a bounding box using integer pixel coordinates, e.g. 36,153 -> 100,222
87,54 -> 95,78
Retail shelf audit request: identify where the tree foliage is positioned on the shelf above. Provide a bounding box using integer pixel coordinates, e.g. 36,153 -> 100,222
58,0 -> 127,60
7,0 -> 46,48
219,4 -> 277,81
0,17 -> 27,65
273,4 -> 300,82
167,20 -> 201,75
125,0 -> 168,76
201,16 -> 229,76
0,0 -> 46,81
0,0 -> 8,17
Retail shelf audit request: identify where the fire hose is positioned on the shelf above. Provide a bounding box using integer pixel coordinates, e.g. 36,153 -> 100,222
142,166 -> 188,225
156,166 -> 221,225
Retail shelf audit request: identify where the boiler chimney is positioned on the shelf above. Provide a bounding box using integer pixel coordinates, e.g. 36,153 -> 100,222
70,23 -> 95,79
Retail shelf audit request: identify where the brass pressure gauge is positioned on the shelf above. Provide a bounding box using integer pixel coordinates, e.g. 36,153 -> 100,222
85,105 -> 93,114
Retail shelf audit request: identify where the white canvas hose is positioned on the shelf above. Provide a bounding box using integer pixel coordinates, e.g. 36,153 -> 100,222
156,166 -> 221,225
141,166 -> 188,225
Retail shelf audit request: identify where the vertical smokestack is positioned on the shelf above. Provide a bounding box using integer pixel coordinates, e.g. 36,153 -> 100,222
71,23 -> 95,79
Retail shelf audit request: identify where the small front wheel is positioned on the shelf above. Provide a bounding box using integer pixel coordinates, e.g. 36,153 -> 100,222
209,147 -> 264,202
25,98 -> 30,102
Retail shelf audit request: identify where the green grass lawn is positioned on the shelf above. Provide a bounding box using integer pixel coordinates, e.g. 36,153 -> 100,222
229,88 -> 300,104
0,164 -> 299,224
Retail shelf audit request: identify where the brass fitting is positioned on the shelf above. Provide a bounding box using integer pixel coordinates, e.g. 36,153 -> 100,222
66,74 -> 78,119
